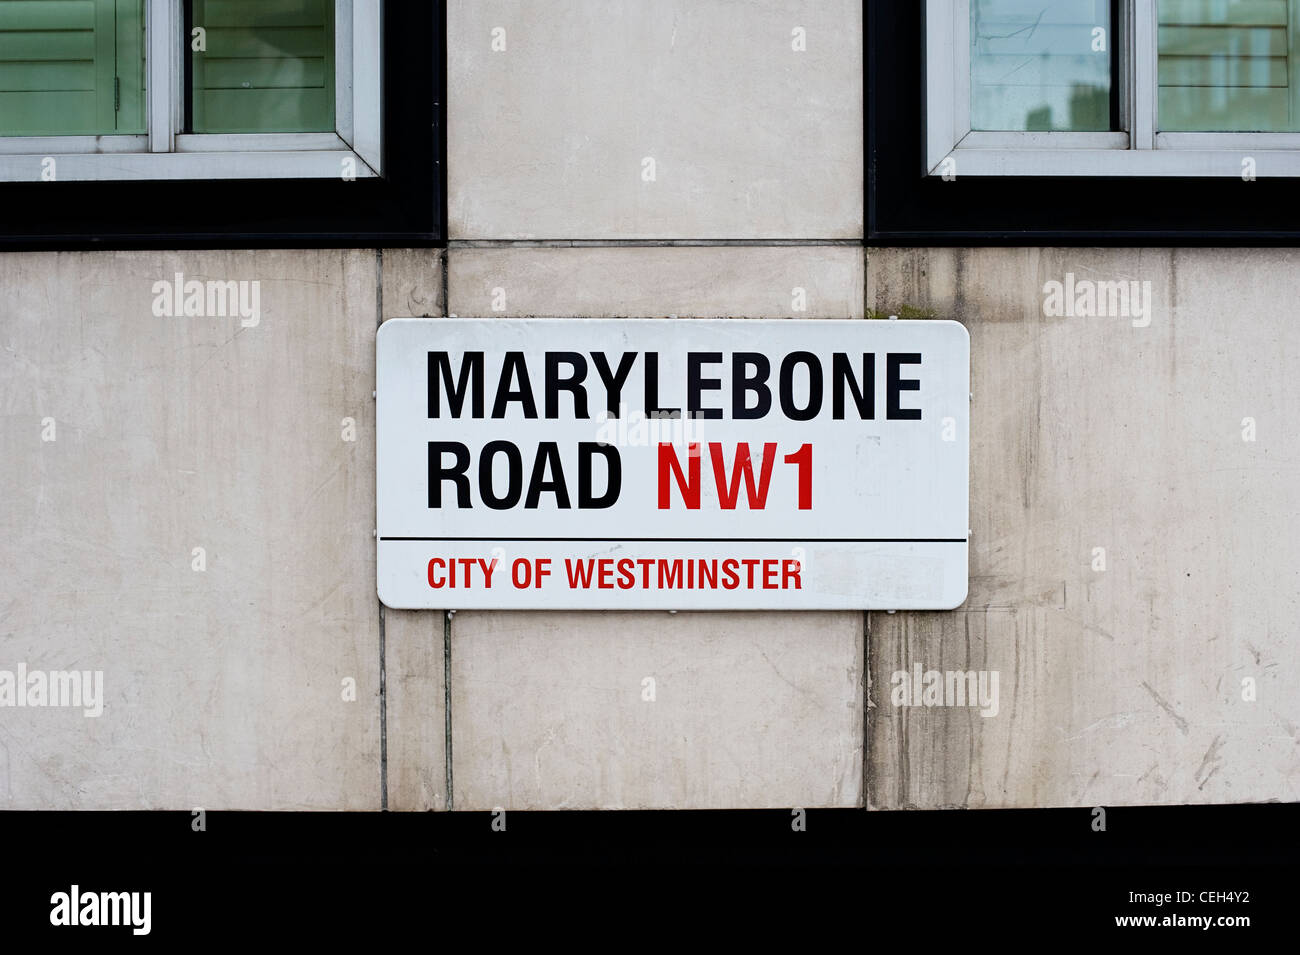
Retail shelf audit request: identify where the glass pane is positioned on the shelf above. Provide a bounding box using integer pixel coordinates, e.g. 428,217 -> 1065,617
0,0 -> 145,136
1158,0 -> 1300,131
970,0 -> 1114,131
189,0 -> 335,134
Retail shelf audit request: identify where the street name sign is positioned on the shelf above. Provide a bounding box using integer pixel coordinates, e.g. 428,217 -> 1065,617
376,318 -> 969,610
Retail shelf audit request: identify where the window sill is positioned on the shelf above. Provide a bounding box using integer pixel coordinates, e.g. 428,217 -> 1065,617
933,133 -> 1300,177
0,133 -> 378,182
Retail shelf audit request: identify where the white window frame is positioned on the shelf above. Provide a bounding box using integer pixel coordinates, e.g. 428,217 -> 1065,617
0,0 -> 381,182
927,0 -> 1300,176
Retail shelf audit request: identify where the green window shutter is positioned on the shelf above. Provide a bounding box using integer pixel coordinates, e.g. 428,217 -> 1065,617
191,0 -> 335,134
113,0 -> 143,132
970,0 -> 1113,132
1158,0 -> 1300,131
0,0 -> 143,136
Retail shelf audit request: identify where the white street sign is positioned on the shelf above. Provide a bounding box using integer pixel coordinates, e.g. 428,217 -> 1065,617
376,318 -> 969,610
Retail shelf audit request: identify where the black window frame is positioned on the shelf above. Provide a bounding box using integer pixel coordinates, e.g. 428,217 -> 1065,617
868,0 -> 1300,245
0,0 -> 445,250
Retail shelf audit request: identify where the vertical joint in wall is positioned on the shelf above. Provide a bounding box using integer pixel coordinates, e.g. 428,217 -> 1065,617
443,608 -> 453,811
376,247 -> 388,810
862,610 -> 872,810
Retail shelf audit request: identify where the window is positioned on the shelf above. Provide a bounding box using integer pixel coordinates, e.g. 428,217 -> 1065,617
0,0 -> 440,248
1157,0 -> 1300,132
187,0 -> 335,134
969,0 -> 1116,132
927,0 -> 1300,175
0,0 -> 380,181
0,0 -> 145,136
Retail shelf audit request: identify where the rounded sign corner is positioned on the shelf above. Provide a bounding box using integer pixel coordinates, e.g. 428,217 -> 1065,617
938,579 -> 970,612
376,316 -> 421,343
376,582 -> 405,611
935,319 -> 971,347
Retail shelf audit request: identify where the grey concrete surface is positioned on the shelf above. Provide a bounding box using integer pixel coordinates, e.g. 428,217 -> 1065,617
381,248 -> 445,321
384,609 -> 447,811
450,610 -> 863,809
447,0 -> 864,240
867,247 -> 1300,808
377,258 -> 449,811
5,242 -> 1293,812
447,245 -> 865,319
0,250 -> 382,809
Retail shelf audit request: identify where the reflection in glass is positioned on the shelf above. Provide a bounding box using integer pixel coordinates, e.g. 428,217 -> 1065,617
1158,0 -> 1300,132
970,0 -> 1114,131
190,0 -> 334,134
0,0 -> 145,136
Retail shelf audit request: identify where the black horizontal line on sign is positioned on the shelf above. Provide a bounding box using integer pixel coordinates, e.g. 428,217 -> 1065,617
379,537 -> 968,543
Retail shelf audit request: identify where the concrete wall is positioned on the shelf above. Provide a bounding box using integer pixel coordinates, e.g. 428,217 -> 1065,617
2,1 -> 1294,811
411,0 -> 870,810
447,0 -> 863,240
0,250 -> 382,809
867,248 -> 1300,809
